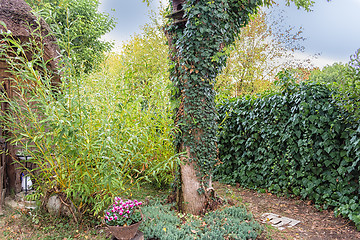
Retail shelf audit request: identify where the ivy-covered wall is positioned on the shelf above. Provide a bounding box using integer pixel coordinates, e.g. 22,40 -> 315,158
216,73 -> 360,228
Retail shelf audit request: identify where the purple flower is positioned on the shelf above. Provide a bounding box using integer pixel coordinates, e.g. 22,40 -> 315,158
105,197 -> 142,227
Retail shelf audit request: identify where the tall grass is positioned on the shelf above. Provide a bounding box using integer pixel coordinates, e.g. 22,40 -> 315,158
0,20 -> 177,218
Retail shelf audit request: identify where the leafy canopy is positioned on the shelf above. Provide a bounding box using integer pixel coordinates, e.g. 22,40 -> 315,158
26,0 -> 116,73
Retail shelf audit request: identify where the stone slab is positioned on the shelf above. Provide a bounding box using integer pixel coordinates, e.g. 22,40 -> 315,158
261,213 -> 301,230
4,191 -> 37,210
111,231 -> 144,240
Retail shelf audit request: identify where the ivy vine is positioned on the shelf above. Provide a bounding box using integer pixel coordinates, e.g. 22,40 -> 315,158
165,0 -> 266,191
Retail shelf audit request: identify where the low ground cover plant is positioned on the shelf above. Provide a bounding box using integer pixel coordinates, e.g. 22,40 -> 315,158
140,203 -> 262,240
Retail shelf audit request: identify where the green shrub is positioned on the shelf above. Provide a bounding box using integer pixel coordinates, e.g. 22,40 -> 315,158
216,71 -> 360,228
0,24 -> 177,218
140,203 -> 262,240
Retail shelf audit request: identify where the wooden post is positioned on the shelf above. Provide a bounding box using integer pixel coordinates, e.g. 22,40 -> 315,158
0,62 -> 8,213
0,141 -> 4,214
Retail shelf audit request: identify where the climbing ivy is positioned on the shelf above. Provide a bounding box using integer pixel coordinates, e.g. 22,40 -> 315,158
216,73 -> 360,228
165,0 -> 266,193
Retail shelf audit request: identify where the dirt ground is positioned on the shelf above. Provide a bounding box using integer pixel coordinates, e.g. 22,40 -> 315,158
1,182 -> 360,240
214,182 -> 360,240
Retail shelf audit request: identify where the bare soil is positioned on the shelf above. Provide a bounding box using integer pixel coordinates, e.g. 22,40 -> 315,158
214,182 -> 360,240
1,182 -> 360,239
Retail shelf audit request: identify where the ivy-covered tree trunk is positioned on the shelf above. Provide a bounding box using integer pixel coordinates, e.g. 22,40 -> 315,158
165,0 -> 264,215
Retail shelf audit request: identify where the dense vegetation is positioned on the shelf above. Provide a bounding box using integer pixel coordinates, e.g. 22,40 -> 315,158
1,0 -> 360,235
0,21 -> 176,217
216,70 -> 360,228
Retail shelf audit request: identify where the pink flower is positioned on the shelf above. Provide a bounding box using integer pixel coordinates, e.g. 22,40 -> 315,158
114,216 -> 118,220
106,212 -> 110,215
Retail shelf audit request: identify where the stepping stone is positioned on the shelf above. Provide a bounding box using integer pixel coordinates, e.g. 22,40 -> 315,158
261,213 -> 301,230
111,231 -> 144,240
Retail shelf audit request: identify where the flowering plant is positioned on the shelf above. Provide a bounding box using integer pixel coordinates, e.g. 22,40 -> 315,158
104,197 -> 143,227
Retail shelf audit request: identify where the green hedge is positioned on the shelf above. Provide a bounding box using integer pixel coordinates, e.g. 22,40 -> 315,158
216,76 -> 360,228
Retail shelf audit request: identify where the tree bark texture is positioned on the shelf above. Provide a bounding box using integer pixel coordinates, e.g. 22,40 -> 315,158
165,27 -> 212,215
178,146 -> 206,214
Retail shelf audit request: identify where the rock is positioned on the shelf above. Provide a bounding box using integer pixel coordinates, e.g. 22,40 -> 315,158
261,213 -> 301,231
4,191 -> 37,210
46,194 -> 74,217
4,196 -> 20,209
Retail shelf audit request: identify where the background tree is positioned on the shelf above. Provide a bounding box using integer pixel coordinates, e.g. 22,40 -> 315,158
310,63 -> 349,85
215,8 -> 313,98
309,49 -> 360,118
347,48 -> 360,93
310,49 -> 360,93
105,15 -> 169,101
26,0 -> 116,73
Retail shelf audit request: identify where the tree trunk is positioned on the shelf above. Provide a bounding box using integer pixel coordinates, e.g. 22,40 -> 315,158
178,146 -> 206,214
164,32 -> 210,214
164,3 -> 217,215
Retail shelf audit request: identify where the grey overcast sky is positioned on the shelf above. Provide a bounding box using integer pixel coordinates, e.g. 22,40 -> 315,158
99,0 -> 360,68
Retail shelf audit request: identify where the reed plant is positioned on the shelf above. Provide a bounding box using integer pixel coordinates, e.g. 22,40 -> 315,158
0,19 -> 177,219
